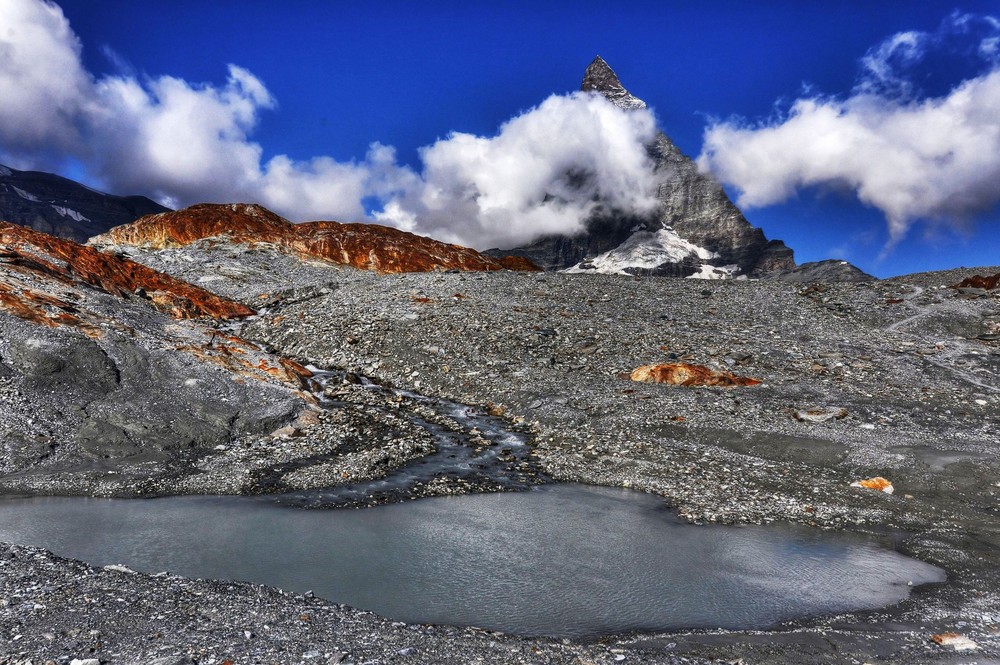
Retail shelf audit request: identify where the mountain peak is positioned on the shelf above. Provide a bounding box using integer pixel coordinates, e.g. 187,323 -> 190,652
581,56 -> 647,110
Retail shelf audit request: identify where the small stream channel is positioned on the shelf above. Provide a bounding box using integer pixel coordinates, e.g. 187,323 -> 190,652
275,366 -> 543,507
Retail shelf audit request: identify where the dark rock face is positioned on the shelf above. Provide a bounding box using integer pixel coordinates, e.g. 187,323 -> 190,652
646,134 -> 795,277
0,163 -> 168,243
493,57 -> 797,278
492,210 -> 647,271
768,260 -> 877,283
581,55 -> 648,110
7,335 -> 119,395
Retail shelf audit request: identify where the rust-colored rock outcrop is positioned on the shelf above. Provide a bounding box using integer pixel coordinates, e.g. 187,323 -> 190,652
91,203 -> 542,274
176,333 -> 315,392
952,272 -> 1000,290
0,222 -> 319,395
0,221 -> 253,322
497,255 -> 542,271
850,477 -> 894,494
630,363 -> 762,388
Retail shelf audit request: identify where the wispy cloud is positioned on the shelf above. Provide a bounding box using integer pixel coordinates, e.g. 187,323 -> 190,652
698,12 -> 1000,246
0,0 -> 659,249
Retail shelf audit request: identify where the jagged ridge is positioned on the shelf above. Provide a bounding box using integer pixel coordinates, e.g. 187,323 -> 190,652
0,221 -> 253,322
92,204 -> 540,274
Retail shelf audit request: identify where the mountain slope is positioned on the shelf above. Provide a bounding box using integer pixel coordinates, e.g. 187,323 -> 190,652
0,163 -> 168,243
0,222 -> 314,491
90,203 -> 540,274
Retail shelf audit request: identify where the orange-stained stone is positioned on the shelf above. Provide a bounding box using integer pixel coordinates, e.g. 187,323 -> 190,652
850,477 -> 894,494
1,221 -> 253,320
931,633 -> 979,650
92,203 -> 542,274
497,255 -> 541,271
952,272 -> 1000,290
630,362 -> 762,388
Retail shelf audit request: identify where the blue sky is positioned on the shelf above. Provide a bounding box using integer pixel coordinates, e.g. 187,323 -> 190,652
3,1 -> 1000,277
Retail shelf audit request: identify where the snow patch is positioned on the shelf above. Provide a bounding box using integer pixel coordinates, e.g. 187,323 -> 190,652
687,264 -> 740,280
0,165 -> 12,177
564,227 -> 718,275
51,205 -> 90,222
12,186 -> 40,202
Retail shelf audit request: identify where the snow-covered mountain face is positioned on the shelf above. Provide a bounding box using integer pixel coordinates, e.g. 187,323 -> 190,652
564,226 -> 738,279
494,57 -> 797,280
0,164 -> 168,243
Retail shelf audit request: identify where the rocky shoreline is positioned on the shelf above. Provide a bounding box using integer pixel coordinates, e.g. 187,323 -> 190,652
2,257 -> 1000,663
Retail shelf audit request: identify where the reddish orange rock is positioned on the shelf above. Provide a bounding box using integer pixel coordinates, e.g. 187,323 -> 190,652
850,477 -> 894,494
952,272 -> 1000,290
92,203 -> 542,274
931,633 -> 978,650
629,363 -> 762,388
0,222 -> 253,321
176,336 -> 314,391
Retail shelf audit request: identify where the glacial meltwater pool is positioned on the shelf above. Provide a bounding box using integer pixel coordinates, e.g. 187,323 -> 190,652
0,484 -> 944,638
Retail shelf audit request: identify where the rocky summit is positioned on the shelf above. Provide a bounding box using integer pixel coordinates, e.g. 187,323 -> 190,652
0,163 -> 168,243
581,54 -> 648,111
494,57 -> 802,279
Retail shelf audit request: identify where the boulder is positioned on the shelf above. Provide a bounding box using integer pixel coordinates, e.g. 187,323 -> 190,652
850,477 -> 894,494
630,363 -> 761,387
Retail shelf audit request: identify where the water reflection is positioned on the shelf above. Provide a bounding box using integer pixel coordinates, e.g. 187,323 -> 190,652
0,484 -> 944,638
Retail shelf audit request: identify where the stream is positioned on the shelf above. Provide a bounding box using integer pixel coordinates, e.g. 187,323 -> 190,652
0,322 -> 947,638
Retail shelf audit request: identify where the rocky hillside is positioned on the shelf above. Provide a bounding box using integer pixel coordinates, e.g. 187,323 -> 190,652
0,221 -> 252,321
91,203 -> 540,274
2,212 -> 1000,661
493,57 -> 797,279
0,163 -> 168,242
0,222 -> 326,496
762,259 -> 875,283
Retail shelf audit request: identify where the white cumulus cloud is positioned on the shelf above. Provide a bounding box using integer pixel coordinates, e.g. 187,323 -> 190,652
88,66 -> 275,208
698,12 -> 1000,245
0,0 -> 660,250
377,93 -> 660,249
0,0 -> 90,160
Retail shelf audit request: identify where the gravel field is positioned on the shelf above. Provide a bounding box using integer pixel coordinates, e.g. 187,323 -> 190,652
2,249 -> 1000,664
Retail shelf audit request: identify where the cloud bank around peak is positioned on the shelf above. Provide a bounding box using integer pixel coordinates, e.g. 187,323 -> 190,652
698,12 -> 1000,245
376,93 -> 660,249
0,0 -> 659,250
